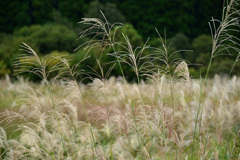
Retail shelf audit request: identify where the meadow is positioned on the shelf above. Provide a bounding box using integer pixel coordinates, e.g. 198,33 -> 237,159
0,0 -> 240,159
0,74 -> 240,159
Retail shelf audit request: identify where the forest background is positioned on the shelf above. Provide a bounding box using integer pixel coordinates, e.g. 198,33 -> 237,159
0,0 -> 239,81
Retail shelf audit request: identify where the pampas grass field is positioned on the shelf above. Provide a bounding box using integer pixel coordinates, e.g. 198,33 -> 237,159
0,75 -> 240,159
0,0 -> 240,159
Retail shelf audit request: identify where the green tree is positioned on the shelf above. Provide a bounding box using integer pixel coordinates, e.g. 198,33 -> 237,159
192,35 -> 212,54
113,23 -> 143,48
14,24 -> 78,54
0,24 -> 78,77
84,0 -> 126,24
114,0 -> 196,38
171,33 -> 191,50
30,0 -> 53,24
192,34 -> 212,64
193,0 -> 223,37
0,0 -> 30,33
58,0 -> 87,24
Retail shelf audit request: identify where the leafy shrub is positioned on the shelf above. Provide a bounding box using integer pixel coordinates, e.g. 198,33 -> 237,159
0,24 -> 78,77
14,24 -> 78,53
192,34 -> 212,54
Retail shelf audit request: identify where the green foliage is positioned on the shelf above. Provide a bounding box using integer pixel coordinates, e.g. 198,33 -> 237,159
52,10 -> 73,29
109,24 -> 144,80
211,58 -> 240,76
171,33 -> 191,50
191,35 -> 212,76
84,0 -> 126,24
30,0 -> 53,24
114,0 -> 198,38
14,24 -> 78,53
192,35 -> 212,54
0,1 -> 31,33
191,32 -> 240,77
0,34 -> 22,77
70,23 -> 144,82
232,133 -> 240,159
0,0 -> 239,79
0,0 -> 54,33
193,0 -> 223,36
0,61 -> 10,76
58,0 -> 87,24
0,24 -> 78,77
170,33 -> 192,60
112,23 -> 143,49
0,0 -> 224,39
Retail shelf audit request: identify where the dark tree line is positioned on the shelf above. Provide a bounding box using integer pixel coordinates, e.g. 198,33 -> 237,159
0,0 -> 239,79
0,0 -> 223,38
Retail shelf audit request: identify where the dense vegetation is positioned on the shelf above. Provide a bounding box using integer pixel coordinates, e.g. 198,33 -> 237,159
0,0 -> 239,159
0,0 -> 239,79
0,0 -> 223,37
1,75 -> 240,159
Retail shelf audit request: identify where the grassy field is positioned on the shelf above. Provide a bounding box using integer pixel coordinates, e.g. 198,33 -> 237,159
0,75 -> 240,159
0,0 -> 239,159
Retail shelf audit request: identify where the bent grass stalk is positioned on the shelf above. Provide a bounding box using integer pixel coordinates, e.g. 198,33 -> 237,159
78,11 -> 152,158
192,0 -> 240,157
15,43 -> 94,158
60,59 -> 98,157
88,59 -> 114,159
121,34 -> 152,156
